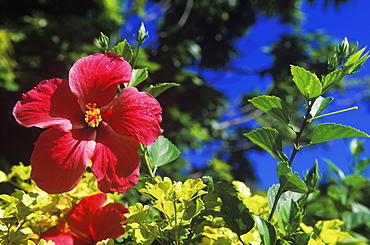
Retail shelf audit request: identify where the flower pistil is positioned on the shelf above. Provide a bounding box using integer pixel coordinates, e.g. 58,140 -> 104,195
85,103 -> 102,128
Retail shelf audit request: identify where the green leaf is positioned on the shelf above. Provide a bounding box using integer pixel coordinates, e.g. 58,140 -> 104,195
277,161 -> 307,194
344,174 -> 367,190
310,123 -> 370,144
267,185 -> 305,220
291,232 -> 312,245
309,96 -> 333,117
356,158 -> 370,174
215,183 -> 255,236
127,68 -> 148,87
249,95 -> 290,124
290,65 -> 322,100
244,128 -> 288,161
126,203 -> 151,223
0,170 -> 7,182
321,69 -> 344,93
325,158 -> 345,181
278,199 -> 303,237
343,47 -> 370,74
147,136 -> 181,167
110,39 -> 133,62
350,139 -> 365,159
145,83 -> 180,98
254,215 -> 277,245
183,198 -> 205,220
96,239 -> 115,245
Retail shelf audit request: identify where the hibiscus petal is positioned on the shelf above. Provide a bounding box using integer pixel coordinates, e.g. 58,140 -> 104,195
13,78 -> 84,132
89,202 -> 129,242
40,226 -> 75,245
102,87 -> 163,146
69,53 -> 132,108
91,123 -> 140,193
67,193 -> 107,237
30,128 -> 96,194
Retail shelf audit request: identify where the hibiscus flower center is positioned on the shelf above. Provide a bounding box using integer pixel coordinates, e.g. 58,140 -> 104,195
85,103 -> 102,128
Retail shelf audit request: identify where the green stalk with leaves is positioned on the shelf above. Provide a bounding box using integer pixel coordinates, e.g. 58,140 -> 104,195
245,37 -> 370,244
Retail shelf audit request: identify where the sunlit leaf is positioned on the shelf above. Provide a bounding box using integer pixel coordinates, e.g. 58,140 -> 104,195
290,65 -> 322,101
148,136 -> 181,167
0,170 -> 7,182
343,47 -> 370,74
249,95 -> 290,124
127,68 -> 148,87
244,128 -> 288,161
126,203 -> 151,223
96,239 -> 115,245
309,96 -> 333,117
310,123 -> 370,144
321,69 -> 344,93
145,83 -> 180,98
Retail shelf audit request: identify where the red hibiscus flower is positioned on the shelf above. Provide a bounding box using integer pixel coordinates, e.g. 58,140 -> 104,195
13,52 -> 162,194
41,193 -> 128,245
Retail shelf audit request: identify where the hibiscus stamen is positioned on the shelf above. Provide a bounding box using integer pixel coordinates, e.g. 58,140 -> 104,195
85,102 -> 102,128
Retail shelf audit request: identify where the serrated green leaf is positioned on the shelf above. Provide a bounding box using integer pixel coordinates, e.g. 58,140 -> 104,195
309,96 -> 333,117
145,83 -> 180,98
321,69 -> 344,93
244,128 -> 288,161
254,215 -> 276,245
110,39 -> 133,62
249,95 -> 290,124
290,65 -> 322,100
147,136 -> 181,167
310,123 -> 370,144
127,68 -> 148,87
277,161 -> 307,194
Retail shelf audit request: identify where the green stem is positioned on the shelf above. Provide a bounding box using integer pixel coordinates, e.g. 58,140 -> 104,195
307,106 -> 358,122
268,186 -> 284,222
132,42 -> 142,69
269,99 -> 316,221
288,100 -> 315,166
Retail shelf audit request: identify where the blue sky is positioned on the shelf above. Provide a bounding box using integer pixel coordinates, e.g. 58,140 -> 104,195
122,0 -> 370,189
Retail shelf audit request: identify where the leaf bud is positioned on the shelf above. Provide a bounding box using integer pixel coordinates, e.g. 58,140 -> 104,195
305,160 -> 321,192
136,22 -> 149,45
96,32 -> 109,53
337,37 -> 350,57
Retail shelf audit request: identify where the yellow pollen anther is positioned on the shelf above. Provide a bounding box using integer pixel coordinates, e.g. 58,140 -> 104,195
84,103 -> 102,128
